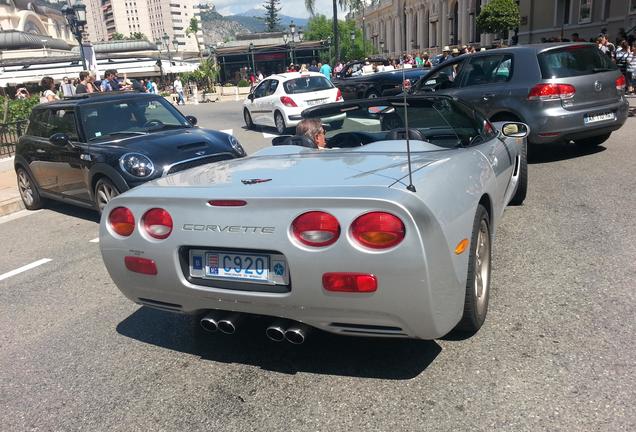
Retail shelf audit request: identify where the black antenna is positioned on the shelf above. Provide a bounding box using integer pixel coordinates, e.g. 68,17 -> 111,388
401,57 -> 416,192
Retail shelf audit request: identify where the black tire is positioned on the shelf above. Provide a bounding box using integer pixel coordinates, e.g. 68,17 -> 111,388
274,111 -> 287,135
575,132 -> 611,147
244,109 -> 254,130
330,120 -> 344,130
456,204 -> 491,334
16,167 -> 44,210
94,177 -> 120,214
366,90 -> 379,99
509,140 -> 527,206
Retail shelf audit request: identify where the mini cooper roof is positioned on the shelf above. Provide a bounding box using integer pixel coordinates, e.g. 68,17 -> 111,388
33,91 -> 163,110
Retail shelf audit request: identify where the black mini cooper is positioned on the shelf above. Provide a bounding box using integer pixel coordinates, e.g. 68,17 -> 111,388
14,92 -> 245,213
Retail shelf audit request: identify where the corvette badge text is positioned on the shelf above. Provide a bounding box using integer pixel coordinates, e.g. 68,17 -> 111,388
182,224 -> 275,234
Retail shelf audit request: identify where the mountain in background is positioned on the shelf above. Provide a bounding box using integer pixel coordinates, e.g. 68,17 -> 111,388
232,8 -> 309,33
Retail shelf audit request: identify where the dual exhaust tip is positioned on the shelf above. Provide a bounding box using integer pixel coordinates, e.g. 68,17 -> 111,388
200,312 -> 309,344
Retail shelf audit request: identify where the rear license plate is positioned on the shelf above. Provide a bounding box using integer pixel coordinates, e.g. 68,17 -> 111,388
307,98 -> 327,106
584,112 -> 615,125
188,249 -> 289,285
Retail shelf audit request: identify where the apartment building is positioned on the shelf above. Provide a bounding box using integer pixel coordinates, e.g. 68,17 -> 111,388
84,0 -> 205,53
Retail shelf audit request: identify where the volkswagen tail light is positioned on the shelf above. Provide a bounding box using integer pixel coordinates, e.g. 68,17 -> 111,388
616,75 -> 626,91
142,208 -> 173,239
336,88 -> 343,101
351,212 -> 405,249
291,211 -> 340,247
323,273 -> 377,293
108,207 -> 135,237
280,96 -> 298,107
527,83 -> 575,101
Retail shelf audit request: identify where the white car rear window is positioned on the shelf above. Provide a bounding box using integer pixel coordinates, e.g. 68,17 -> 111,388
283,76 -> 333,94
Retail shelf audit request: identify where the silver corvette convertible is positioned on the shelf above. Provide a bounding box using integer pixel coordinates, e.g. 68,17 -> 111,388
100,96 -> 528,342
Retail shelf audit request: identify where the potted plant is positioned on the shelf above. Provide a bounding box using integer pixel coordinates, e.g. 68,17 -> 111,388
237,79 -> 251,95
221,83 -> 238,96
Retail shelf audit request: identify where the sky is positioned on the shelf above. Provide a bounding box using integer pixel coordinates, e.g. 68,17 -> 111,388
215,0 -> 339,20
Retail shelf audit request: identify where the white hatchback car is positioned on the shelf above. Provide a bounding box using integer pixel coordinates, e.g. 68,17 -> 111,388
243,72 -> 346,134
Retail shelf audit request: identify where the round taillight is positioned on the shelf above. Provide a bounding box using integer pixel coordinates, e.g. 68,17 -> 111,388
108,207 -> 135,237
351,212 -> 405,249
291,211 -> 340,247
142,208 -> 173,239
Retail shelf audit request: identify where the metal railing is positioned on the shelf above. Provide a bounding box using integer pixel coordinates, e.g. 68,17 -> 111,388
0,120 -> 28,158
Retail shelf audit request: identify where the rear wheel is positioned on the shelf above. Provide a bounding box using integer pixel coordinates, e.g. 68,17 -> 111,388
274,111 -> 287,135
244,109 -> 254,129
509,140 -> 527,206
456,204 -> 491,334
16,167 -> 43,210
94,177 -> 120,214
575,132 -> 611,147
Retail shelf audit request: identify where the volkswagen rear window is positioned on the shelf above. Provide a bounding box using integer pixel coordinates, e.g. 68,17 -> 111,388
538,45 -> 616,78
283,76 -> 333,94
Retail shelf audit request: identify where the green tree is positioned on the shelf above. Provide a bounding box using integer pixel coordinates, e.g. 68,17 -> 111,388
476,0 -> 520,38
262,0 -> 282,32
186,17 -> 203,60
305,15 -> 366,62
182,59 -> 219,92
111,32 -> 125,41
128,32 -> 147,41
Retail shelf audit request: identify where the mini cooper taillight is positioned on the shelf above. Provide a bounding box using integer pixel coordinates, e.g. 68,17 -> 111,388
108,207 -> 135,237
142,208 -> 173,239
351,212 -> 405,249
291,211 -> 340,247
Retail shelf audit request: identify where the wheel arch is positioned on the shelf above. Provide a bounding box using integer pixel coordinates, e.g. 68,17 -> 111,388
88,164 -> 129,200
478,193 -> 493,233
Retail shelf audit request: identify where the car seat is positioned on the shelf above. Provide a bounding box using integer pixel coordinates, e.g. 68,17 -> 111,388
272,135 -> 317,148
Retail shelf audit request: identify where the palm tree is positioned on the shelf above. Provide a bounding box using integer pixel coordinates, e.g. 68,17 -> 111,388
305,0 -> 362,63
186,17 -> 203,60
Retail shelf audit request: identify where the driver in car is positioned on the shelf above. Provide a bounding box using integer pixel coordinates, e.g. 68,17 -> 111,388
296,118 -> 327,149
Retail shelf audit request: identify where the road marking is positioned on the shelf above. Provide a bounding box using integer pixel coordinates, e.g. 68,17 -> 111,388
221,129 -> 233,136
0,209 -> 42,225
262,132 -> 279,138
349,118 -> 381,126
0,258 -> 52,282
89,237 -> 100,243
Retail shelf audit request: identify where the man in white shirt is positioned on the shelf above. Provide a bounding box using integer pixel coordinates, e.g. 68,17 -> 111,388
173,76 -> 185,105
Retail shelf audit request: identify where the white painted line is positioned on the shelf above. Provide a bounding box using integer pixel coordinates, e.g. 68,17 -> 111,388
349,118 -> 381,126
262,132 -> 279,138
89,237 -> 100,243
0,258 -> 52,282
221,129 -> 234,136
0,209 -> 42,225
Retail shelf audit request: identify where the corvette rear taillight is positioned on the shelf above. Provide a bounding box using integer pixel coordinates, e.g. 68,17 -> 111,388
124,256 -> 157,275
616,75 -> 626,91
336,88 -> 343,101
108,207 -> 135,237
351,212 -> 405,249
142,208 -> 173,239
527,83 -> 575,101
291,211 -> 340,247
280,96 -> 298,107
323,272 -> 377,293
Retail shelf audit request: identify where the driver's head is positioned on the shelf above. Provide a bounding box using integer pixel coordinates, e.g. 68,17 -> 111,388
296,118 -> 326,148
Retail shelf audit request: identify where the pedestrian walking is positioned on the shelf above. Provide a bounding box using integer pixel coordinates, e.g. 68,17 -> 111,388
615,40 -> 632,87
173,75 -> 185,105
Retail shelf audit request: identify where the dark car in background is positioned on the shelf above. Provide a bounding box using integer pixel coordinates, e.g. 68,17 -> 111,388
410,43 -> 629,146
333,59 -> 430,100
14,92 -> 245,213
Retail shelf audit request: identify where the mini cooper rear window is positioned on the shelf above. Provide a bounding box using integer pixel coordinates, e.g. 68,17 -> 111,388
283,76 -> 334,94
538,45 -> 617,78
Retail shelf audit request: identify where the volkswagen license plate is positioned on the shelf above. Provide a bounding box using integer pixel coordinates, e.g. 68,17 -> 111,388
584,112 -> 615,125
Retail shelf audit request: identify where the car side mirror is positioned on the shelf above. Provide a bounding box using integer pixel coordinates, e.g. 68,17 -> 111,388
185,115 -> 198,126
248,93 -> 255,101
501,122 -> 529,138
49,133 -> 70,147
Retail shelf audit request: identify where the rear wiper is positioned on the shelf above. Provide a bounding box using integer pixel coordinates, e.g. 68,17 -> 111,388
89,131 -> 147,141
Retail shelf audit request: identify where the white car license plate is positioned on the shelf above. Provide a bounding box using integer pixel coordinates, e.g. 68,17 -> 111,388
307,98 -> 327,106
203,252 -> 269,282
584,112 -> 615,125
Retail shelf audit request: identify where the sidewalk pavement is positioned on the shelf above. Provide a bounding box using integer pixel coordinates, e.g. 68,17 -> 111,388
0,157 -> 22,217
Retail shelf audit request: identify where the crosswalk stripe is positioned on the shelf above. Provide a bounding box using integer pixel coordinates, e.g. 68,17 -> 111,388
89,238 -> 100,243
0,258 -> 52,282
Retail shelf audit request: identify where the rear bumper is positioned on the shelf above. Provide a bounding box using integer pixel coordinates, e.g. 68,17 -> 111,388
527,97 -> 629,144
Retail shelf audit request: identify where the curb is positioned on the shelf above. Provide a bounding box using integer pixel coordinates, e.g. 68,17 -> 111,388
0,197 -> 24,217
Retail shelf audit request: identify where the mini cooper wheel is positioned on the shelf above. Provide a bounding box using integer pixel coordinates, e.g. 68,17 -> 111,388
274,112 -> 287,135
457,204 -> 491,334
244,109 -> 254,130
94,178 -> 120,214
16,167 -> 43,210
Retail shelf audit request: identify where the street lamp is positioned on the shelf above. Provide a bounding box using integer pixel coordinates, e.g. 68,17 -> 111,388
62,1 -> 88,70
162,32 -> 172,66
173,38 -> 179,52
380,39 -> 385,54
155,39 -> 164,83
285,21 -> 303,66
350,30 -> 355,41
248,42 -> 256,74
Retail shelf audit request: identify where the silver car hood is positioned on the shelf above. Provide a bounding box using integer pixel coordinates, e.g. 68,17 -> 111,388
150,142 -> 452,190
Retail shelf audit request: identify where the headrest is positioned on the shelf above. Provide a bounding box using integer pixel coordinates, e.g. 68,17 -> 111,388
272,135 -> 317,149
387,128 -> 425,141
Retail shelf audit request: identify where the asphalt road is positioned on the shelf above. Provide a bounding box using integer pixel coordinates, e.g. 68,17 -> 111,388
1,100 -> 635,431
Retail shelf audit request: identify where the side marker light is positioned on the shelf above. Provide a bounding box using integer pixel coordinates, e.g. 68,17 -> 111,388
455,239 -> 469,255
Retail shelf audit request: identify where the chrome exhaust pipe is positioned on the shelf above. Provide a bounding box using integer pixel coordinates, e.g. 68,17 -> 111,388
217,314 -> 241,335
265,320 -> 287,342
200,311 -> 221,333
284,324 -> 310,345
